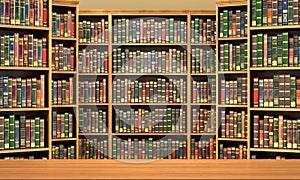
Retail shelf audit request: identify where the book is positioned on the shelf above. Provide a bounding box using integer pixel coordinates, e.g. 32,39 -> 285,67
52,144 -> 75,159
79,78 -> 107,104
220,110 -> 247,139
52,111 -> 73,139
78,108 -> 107,133
192,77 -> 216,103
191,47 -> 216,73
219,144 -> 247,159
191,17 -> 216,43
219,43 -> 248,71
52,77 -> 73,105
78,48 -> 108,74
52,44 -> 75,71
79,138 -> 108,159
52,11 -> 75,38
192,108 -> 215,133
190,138 -> 216,159
220,77 -> 247,105
79,19 -> 109,44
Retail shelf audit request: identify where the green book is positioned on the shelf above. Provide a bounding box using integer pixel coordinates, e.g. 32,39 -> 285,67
9,115 -> 14,149
64,113 -> 69,138
194,18 -> 199,42
290,76 -> 296,108
236,45 -> 241,71
252,0 -> 257,26
224,44 -> 229,71
282,32 -> 289,67
272,35 -> 278,67
20,115 -> 25,149
52,111 -> 57,138
15,0 -> 20,25
220,13 -> 224,38
169,18 -> 174,43
257,34 -> 263,67
256,0 -> 262,26
4,35 -> 9,66
4,118 -> 9,149
244,43 -> 248,69
237,113 -> 242,138
223,10 -> 228,38
274,117 -> 279,148
14,119 -> 19,149
121,18 -> 126,43
273,74 -> 279,107
35,117 -> 40,148
277,33 -> 283,66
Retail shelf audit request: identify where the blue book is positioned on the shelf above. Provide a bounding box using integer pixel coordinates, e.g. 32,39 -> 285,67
25,0 -> 29,26
14,119 -> 19,149
9,35 -> 14,66
3,77 -> 8,108
294,35 -> 299,66
278,0 -> 283,25
21,78 -> 26,108
267,36 -> 272,67
0,76 -> 3,108
232,45 -> 236,71
283,0 -> 288,25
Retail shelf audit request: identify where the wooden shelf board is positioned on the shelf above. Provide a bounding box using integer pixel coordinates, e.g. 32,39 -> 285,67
79,133 -> 108,136
218,138 -> 248,142
191,103 -> 216,106
250,67 -> 300,71
78,103 -> 108,106
112,103 -> 187,106
218,105 -> 248,108
112,133 -> 187,136
250,25 -> 300,30
112,43 -> 188,46
112,73 -> 187,76
217,37 -> 247,41
79,43 -> 109,46
52,105 -> 76,108
0,108 -> 49,112
250,108 -> 300,112
191,43 -> 216,46
0,24 -> 49,31
0,67 -> 49,71
52,71 -> 76,74
218,71 -> 247,74
79,73 -> 108,76
52,138 -> 77,142
52,37 -> 77,41
191,73 -> 216,76
0,148 -> 49,154
191,133 -> 216,136
250,148 -> 300,153
217,1 -> 248,7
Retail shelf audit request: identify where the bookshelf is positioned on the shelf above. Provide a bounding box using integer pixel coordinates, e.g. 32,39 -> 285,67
51,0 -> 79,159
216,0 -> 249,159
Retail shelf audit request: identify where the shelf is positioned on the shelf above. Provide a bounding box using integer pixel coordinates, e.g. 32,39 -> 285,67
250,108 -> 300,112
112,103 -> 187,106
78,103 -> 108,106
0,108 -> 49,112
79,43 -> 109,46
52,138 -> 77,142
79,73 -> 109,76
112,133 -> 187,136
112,43 -> 188,46
0,24 -> 49,31
79,133 -> 108,136
218,138 -> 248,142
217,2 -> 248,7
217,37 -> 247,41
218,71 -> 247,74
112,73 -> 187,76
52,105 -> 77,108
191,103 -> 216,106
0,148 -> 49,154
218,104 -> 248,108
52,71 -> 76,74
191,133 -> 216,136
191,73 -> 216,76
191,43 -> 216,46
0,67 -> 49,71
250,67 -> 300,71
250,25 -> 300,31
250,148 -> 300,154
52,37 -> 77,41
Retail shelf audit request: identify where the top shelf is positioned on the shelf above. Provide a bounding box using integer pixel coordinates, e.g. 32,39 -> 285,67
0,24 -> 49,31
217,37 -> 247,41
52,0 -> 79,7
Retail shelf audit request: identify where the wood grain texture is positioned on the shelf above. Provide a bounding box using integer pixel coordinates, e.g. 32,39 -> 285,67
0,160 -> 299,179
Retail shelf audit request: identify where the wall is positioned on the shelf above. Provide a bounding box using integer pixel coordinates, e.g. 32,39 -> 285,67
79,0 -> 216,10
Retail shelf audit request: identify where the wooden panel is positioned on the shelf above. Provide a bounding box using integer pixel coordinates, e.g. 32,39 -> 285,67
0,160 -> 300,179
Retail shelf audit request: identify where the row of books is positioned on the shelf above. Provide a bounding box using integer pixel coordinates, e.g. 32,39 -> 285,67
51,77 -> 73,105
51,44 -> 75,71
191,18 -> 216,43
78,138 -> 108,159
253,115 -> 300,149
52,144 -> 75,159
219,144 -> 247,159
190,138 -> 216,159
114,108 -> 186,133
251,155 -> 286,159
192,108 -> 216,133
0,34 -> 47,67
78,79 -> 107,103
52,111 -> 73,139
3,156 -> 47,160
0,75 -> 45,108
219,9 -> 248,38
192,78 -> 216,103
253,75 -> 299,108
191,48 -> 216,73
219,43 -> 248,71
0,115 -> 45,150
78,20 -> 109,44
251,0 -> 300,27
220,110 -> 248,139
0,0 -> 48,27
52,11 -> 75,38
112,48 -> 187,74
220,77 -> 248,105
112,78 -> 187,103
78,108 -> 107,133
112,137 -> 187,159
78,49 -> 108,74
252,33 -> 300,67
113,18 -> 187,44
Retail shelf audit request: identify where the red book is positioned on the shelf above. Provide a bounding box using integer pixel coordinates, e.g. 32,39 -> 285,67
289,38 -> 294,67
29,0 -> 34,26
259,119 -> 264,148
71,13 -> 75,38
12,78 -> 17,108
43,0 -> 48,27
40,75 -> 45,107
253,77 -> 259,108
69,77 -> 73,104
57,80 -> 62,105
296,79 -> 300,108
70,47 -> 74,71
36,79 -> 41,107
42,38 -> 47,67
267,0 -> 272,26
56,114 -> 61,138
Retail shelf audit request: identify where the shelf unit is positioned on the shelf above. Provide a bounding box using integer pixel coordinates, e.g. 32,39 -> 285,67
216,0 -> 249,159
50,0 -> 79,159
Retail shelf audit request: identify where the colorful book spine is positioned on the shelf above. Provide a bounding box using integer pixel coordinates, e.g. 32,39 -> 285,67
113,17 -> 187,44
51,44 -> 75,71
79,19 -> 109,44
79,138 -> 108,159
78,49 -> 108,73
51,77 -> 73,105
52,11 -> 75,38
191,48 -> 216,73
190,138 -> 216,159
191,18 -> 216,43
52,111 -> 73,139
52,144 -> 75,159
219,9 -> 247,38
2,156 -> 48,159
192,108 -> 215,133
220,77 -> 247,105
79,79 -> 106,104
78,108 -> 107,133
220,110 -> 247,139
112,137 -> 187,159
219,43 -> 248,71
219,144 -> 247,159
192,77 -> 216,103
